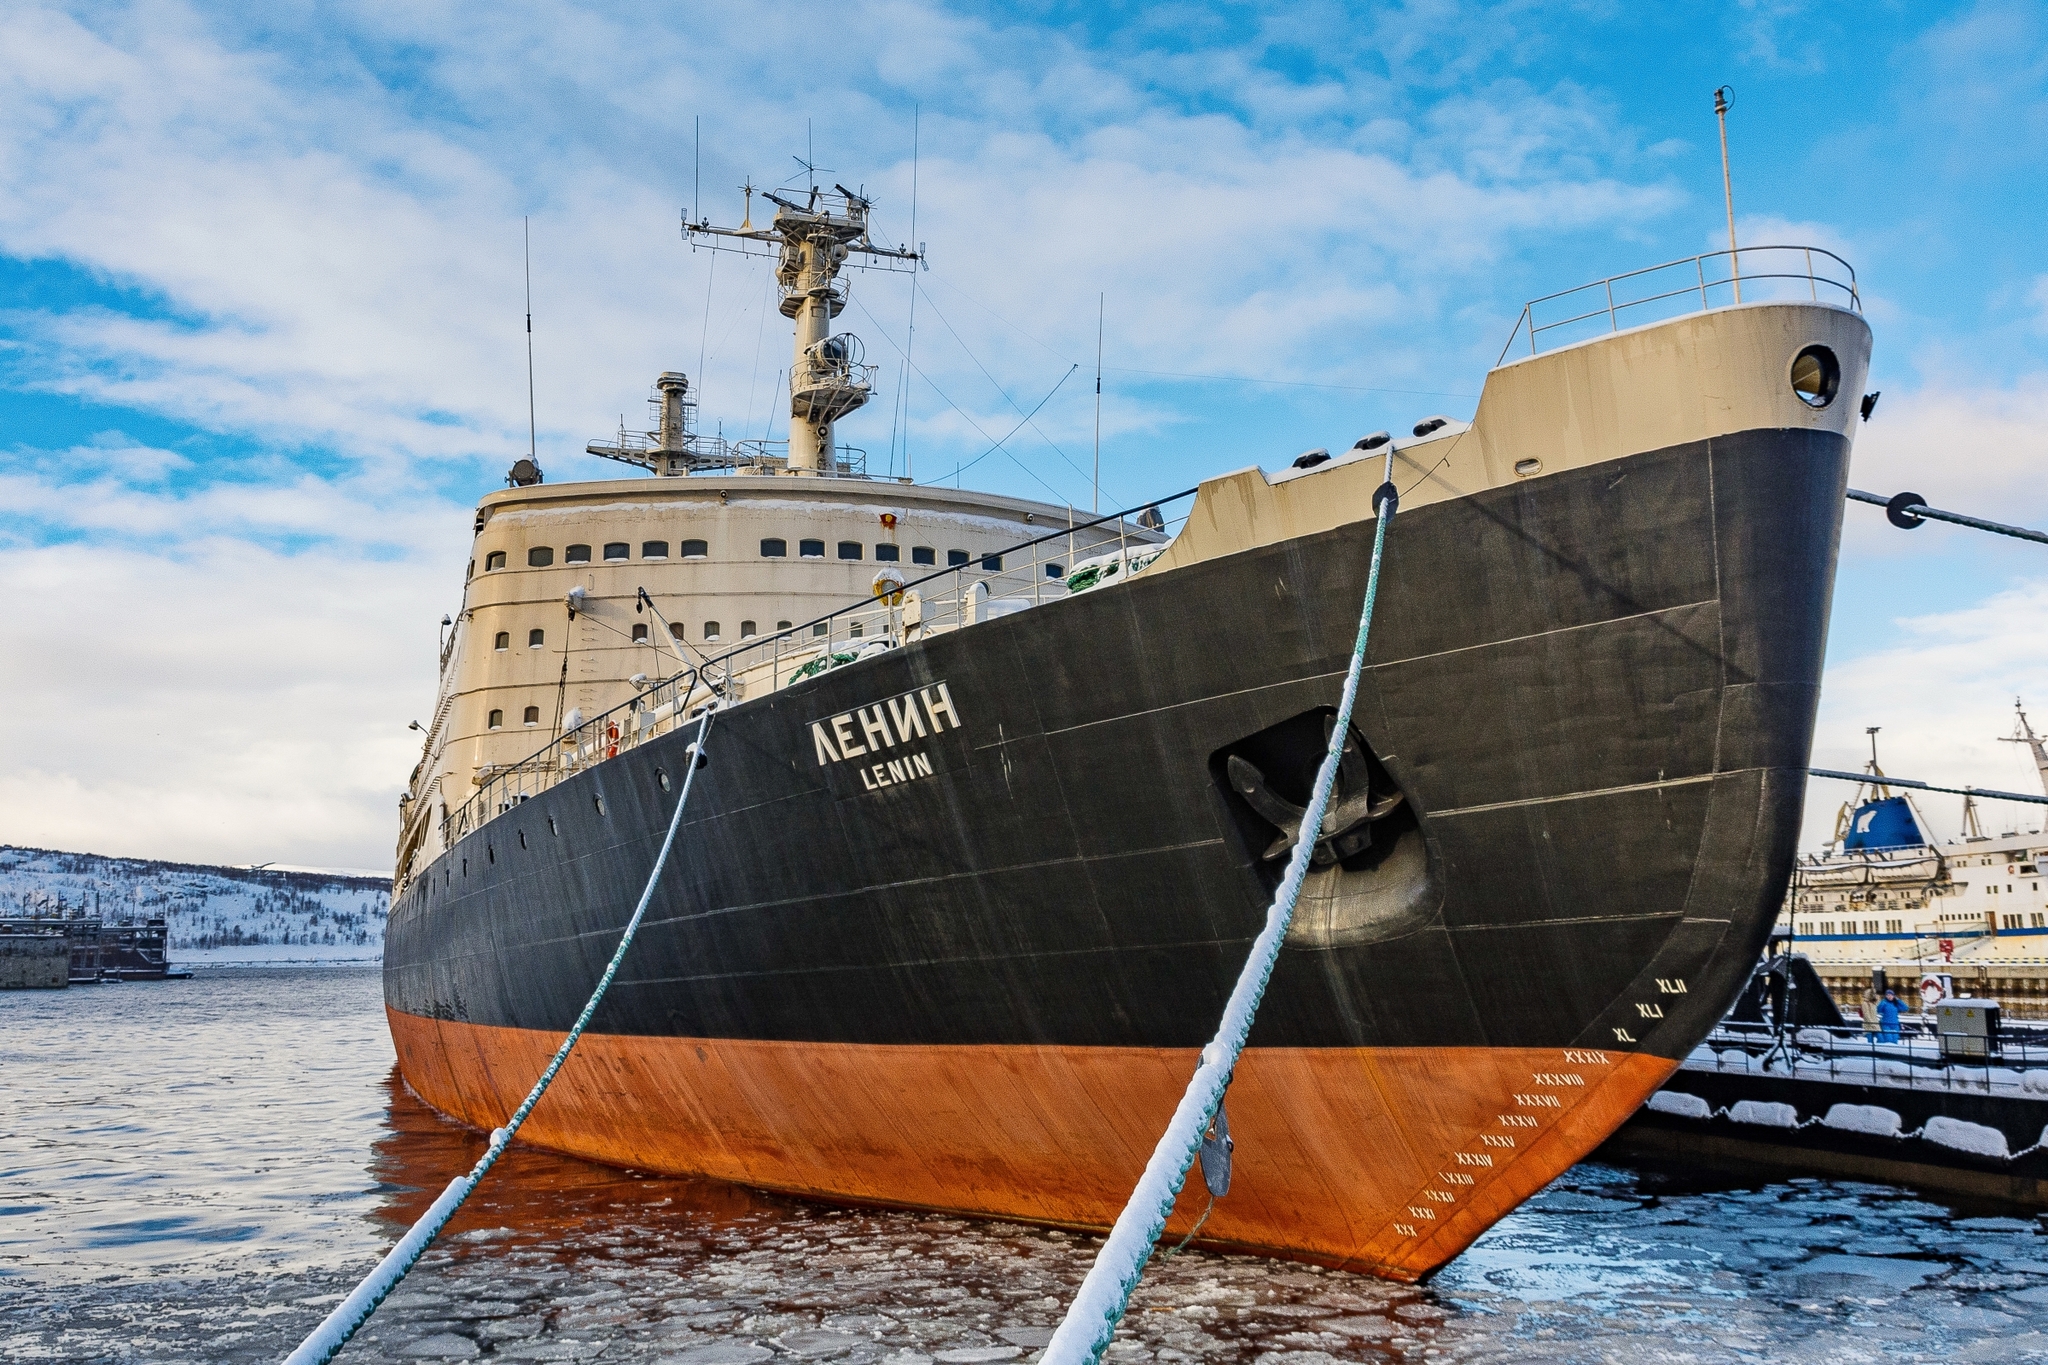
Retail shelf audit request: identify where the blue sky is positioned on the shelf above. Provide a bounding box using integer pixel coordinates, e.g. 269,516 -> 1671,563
3,0 -> 2046,866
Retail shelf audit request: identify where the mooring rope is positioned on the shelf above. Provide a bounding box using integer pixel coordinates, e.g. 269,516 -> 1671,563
1042,450 -> 1402,1365
283,712 -> 715,1365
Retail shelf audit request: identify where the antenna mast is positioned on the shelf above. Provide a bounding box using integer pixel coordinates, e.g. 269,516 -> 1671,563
2000,697 -> 2048,797
683,166 -> 921,475
1093,293 -> 1103,514
524,217 -> 537,464
1714,86 -> 1741,304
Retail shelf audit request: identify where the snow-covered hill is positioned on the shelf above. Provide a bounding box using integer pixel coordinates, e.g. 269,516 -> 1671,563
0,845 -> 389,966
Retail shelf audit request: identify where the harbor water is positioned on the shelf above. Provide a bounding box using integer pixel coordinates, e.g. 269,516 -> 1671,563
7,969 -> 2048,1363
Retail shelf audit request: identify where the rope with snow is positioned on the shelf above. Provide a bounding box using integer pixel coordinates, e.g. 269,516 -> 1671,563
283,711 -> 715,1365
1042,455 -> 1402,1365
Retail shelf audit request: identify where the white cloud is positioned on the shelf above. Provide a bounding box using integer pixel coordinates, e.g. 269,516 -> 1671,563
1842,373 -> 2048,554
0,535 -> 449,869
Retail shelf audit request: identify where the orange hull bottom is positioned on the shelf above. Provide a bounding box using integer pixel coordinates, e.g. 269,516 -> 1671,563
389,1008 -> 1674,1281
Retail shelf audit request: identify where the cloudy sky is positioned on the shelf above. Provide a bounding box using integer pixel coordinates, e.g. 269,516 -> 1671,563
3,1 -> 2046,871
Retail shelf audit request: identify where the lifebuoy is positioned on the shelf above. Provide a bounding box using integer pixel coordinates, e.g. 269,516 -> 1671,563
606,722 -> 620,759
1920,974 -> 1945,1007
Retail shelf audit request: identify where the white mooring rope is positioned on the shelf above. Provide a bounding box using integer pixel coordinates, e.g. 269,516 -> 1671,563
1043,452 -> 1401,1365
283,712 -> 715,1365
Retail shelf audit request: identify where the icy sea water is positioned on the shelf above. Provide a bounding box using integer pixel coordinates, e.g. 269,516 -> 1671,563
7,970 -> 2048,1363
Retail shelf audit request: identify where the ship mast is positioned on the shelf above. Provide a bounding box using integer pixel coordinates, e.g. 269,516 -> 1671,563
2000,697 -> 2048,798
685,174 -> 921,476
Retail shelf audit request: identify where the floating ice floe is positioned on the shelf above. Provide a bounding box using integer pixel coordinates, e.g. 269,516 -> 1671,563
1821,1104 -> 1903,1138
1728,1100 -> 1800,1129
1646,1091 -> 1712,1120
1921,1116 -> 2010,1159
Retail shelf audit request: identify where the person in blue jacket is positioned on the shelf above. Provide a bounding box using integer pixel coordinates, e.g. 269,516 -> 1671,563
1877,989 -> 1905,1043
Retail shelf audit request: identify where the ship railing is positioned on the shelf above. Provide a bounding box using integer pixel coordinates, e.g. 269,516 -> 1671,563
1693,1017 -> 2048,1094
433,488 -> 1199,861
1496,244 -> 1861,365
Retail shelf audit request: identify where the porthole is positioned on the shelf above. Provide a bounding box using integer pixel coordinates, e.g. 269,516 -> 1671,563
657,769 -> 672,792
548,816 -> 558,836
1790,345 -> 1839,409
1514,458 -> 1542,477
487,843 -> 495,864
518,829 -> 527,849
595,794 -> 606,816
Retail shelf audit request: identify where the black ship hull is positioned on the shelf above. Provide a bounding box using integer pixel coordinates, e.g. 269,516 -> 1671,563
386,424 -> 1849,1278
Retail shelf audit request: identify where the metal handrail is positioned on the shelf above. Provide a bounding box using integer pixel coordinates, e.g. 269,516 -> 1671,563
1495,244 -> 1860,366
416,488 -> 1199,883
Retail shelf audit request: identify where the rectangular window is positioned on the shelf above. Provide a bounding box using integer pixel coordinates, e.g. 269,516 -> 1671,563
741,620 -> 757,639
486,551 -> 507,570
488,709 -> 503,730
837,541 -> 863,560
947,549 -> 970,566
912,546 -> 936,565
812,622 -> 828,637
527,546 -> 554,567
565,544 -> 592,563
875,543 -> 900,561
801,539 -> 825,558
604,542 -> 630,560
980,554 -> 1003,571
523,705 -> 540,725
703,621 -> 721,641
632,623 -> 649,642
643,541 -> 670,559
1046,562 -> 1064,578
681,539 -> 708,558
761,538 -> 788,557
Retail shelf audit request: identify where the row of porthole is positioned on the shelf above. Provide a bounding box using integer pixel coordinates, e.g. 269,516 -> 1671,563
429,765 -> 679,896
488,541 -> 704,569
483,541 -> 1009,570
490,615 -> 804,657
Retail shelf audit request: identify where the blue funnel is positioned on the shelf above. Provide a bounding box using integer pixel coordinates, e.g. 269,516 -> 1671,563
1844,795 -> 1925,851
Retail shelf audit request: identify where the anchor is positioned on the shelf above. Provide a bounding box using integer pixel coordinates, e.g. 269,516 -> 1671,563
1226,717 -> 1404,865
